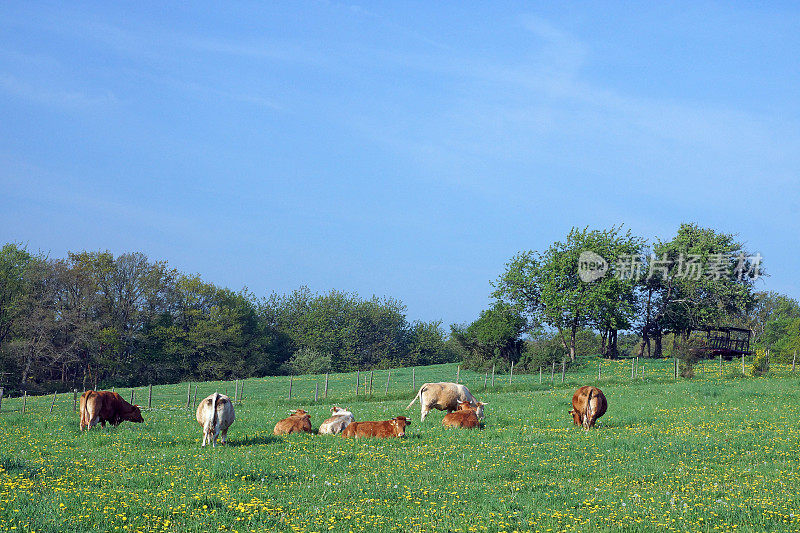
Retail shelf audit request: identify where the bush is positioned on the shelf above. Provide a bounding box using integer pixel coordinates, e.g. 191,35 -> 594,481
751,350 -> 769,376
289,348 -> 333,375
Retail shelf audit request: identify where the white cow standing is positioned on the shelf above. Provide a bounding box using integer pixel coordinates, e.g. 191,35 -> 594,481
406,382 -> 485,421
318,406 -> 355,435
196,392 -> 235,447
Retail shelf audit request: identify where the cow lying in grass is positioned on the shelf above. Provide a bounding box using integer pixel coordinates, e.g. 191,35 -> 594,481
570,386 -> 607,429
442,400 -> 484,429
318,406 -> 354,435
341,416 -> 410,438
274,409 -> 313,435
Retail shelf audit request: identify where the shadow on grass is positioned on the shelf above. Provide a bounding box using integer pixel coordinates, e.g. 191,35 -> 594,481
227,434 -> 280,447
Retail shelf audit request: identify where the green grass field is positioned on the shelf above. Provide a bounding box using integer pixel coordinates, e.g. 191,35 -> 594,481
1,358 -> 799,532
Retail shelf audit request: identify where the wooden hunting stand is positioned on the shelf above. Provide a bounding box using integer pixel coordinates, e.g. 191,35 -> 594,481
690,325 -> 752,360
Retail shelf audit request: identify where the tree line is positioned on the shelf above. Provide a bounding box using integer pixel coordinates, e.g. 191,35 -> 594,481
453,223 -> 799,373
0,245 -> 455,394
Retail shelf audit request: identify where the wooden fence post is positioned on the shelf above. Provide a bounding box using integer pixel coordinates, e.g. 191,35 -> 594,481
49,391 -> 57,414
674,357 -> 678,380
234,380 -> 239,403
324,373 -> 329,398
192,385 -> 197,410
22,391 -> 27,415
369,370 -> 374,396
240,380 -> 244,400
509,361 -> 514,384
289,375 -> 293,400
412,368 -> 415,392
742,353 -> 745,375
793,351 -> 797,373
491,364 -> 495,387
550,360 -> 555,383
385,371 -> 391,396
130,389 -> 135,404
356,370 -> 360,396
73,389 -> 78,411
539,366 -> 542,384
456,365 -> 460,384
631,358 -> 635,378
148,384 -> 153,409
0,387 -> 3,412
186,383 -> 192,409
561,360 -> 565,384
314,382 -> 319,402
484,370 -> 488,389
598,361 -> 602,380
719,354 -> 723,378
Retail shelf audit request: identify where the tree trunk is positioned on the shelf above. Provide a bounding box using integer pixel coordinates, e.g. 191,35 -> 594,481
608,329 -> 618,358
653,330 -> 663,359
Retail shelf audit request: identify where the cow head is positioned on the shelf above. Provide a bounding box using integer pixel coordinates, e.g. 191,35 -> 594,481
125,404 -> 144,423
391,416 -> 411,437
569,408 -> 581,426
290,409 -> 310,421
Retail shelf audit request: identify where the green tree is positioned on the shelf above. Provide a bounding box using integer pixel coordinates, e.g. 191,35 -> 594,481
450,302 -> 527,370
494,226 -> 644,361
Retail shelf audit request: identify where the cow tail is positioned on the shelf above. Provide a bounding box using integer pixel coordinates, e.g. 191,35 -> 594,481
584,388 -> 594,429
81,391 -> 92,430
406,385 -> 426,409
212,393 -> 220,434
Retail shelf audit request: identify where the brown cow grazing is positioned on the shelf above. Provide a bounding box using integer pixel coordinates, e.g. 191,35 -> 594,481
79,390 -> 144,431
274,409 -> 313,435
442,400 -> 483,429
569,386 -> 607,429
341,416 -> 411,438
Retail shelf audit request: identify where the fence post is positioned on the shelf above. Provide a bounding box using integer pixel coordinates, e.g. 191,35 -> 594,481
539,366 -> 542,384
561,360 -> 565,384
314,382 -> 319,402
289,375 -> 293,400
385,371 -> 391,396
491,364 -> 495,387
324,373 -> 329,398
793,351 -> 797,373
509,361 -> 514,384
412,368 -> 415,392
22,391 -> 27,415
0,387 -> 3,412
234,380 -> 239,403
484,370 -> 488,389
369,370 -> 374,396
356,370 -> 360,396
73,389 -> 78,411
240,380 -> 244,400
49,391 -> 57,414
456,365 -> 460,384
130,389 -> 135,404
631,358 -> 635,378
192,385 -> 197,410
719,354 -> 723,378
742,353 -> 745,375
598,361 -> 602,380
551,360 -> 555,383
186,383 -> 192,409
674,357 -> 678,380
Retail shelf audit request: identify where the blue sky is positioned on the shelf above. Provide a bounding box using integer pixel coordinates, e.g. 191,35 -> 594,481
1,2 -> 799,327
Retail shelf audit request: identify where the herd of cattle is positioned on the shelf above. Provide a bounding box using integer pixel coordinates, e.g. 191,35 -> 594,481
78,382 -> 608,446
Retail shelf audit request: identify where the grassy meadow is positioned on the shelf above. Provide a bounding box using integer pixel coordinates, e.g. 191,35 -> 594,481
1,358 -> 800,532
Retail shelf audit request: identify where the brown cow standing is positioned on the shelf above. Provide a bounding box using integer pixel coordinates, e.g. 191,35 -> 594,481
79,390 -> 144,431
274,409 -> 313,435
341,416 -> 411,438
569,386 -> 607,429
442,400 -> 484,429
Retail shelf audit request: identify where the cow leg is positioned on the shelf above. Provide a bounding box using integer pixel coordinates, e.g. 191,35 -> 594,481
421,406 -> 429,422
220,428 -> 228,445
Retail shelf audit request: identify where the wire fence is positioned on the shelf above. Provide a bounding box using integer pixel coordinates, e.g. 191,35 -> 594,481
0,352 -> 797,416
